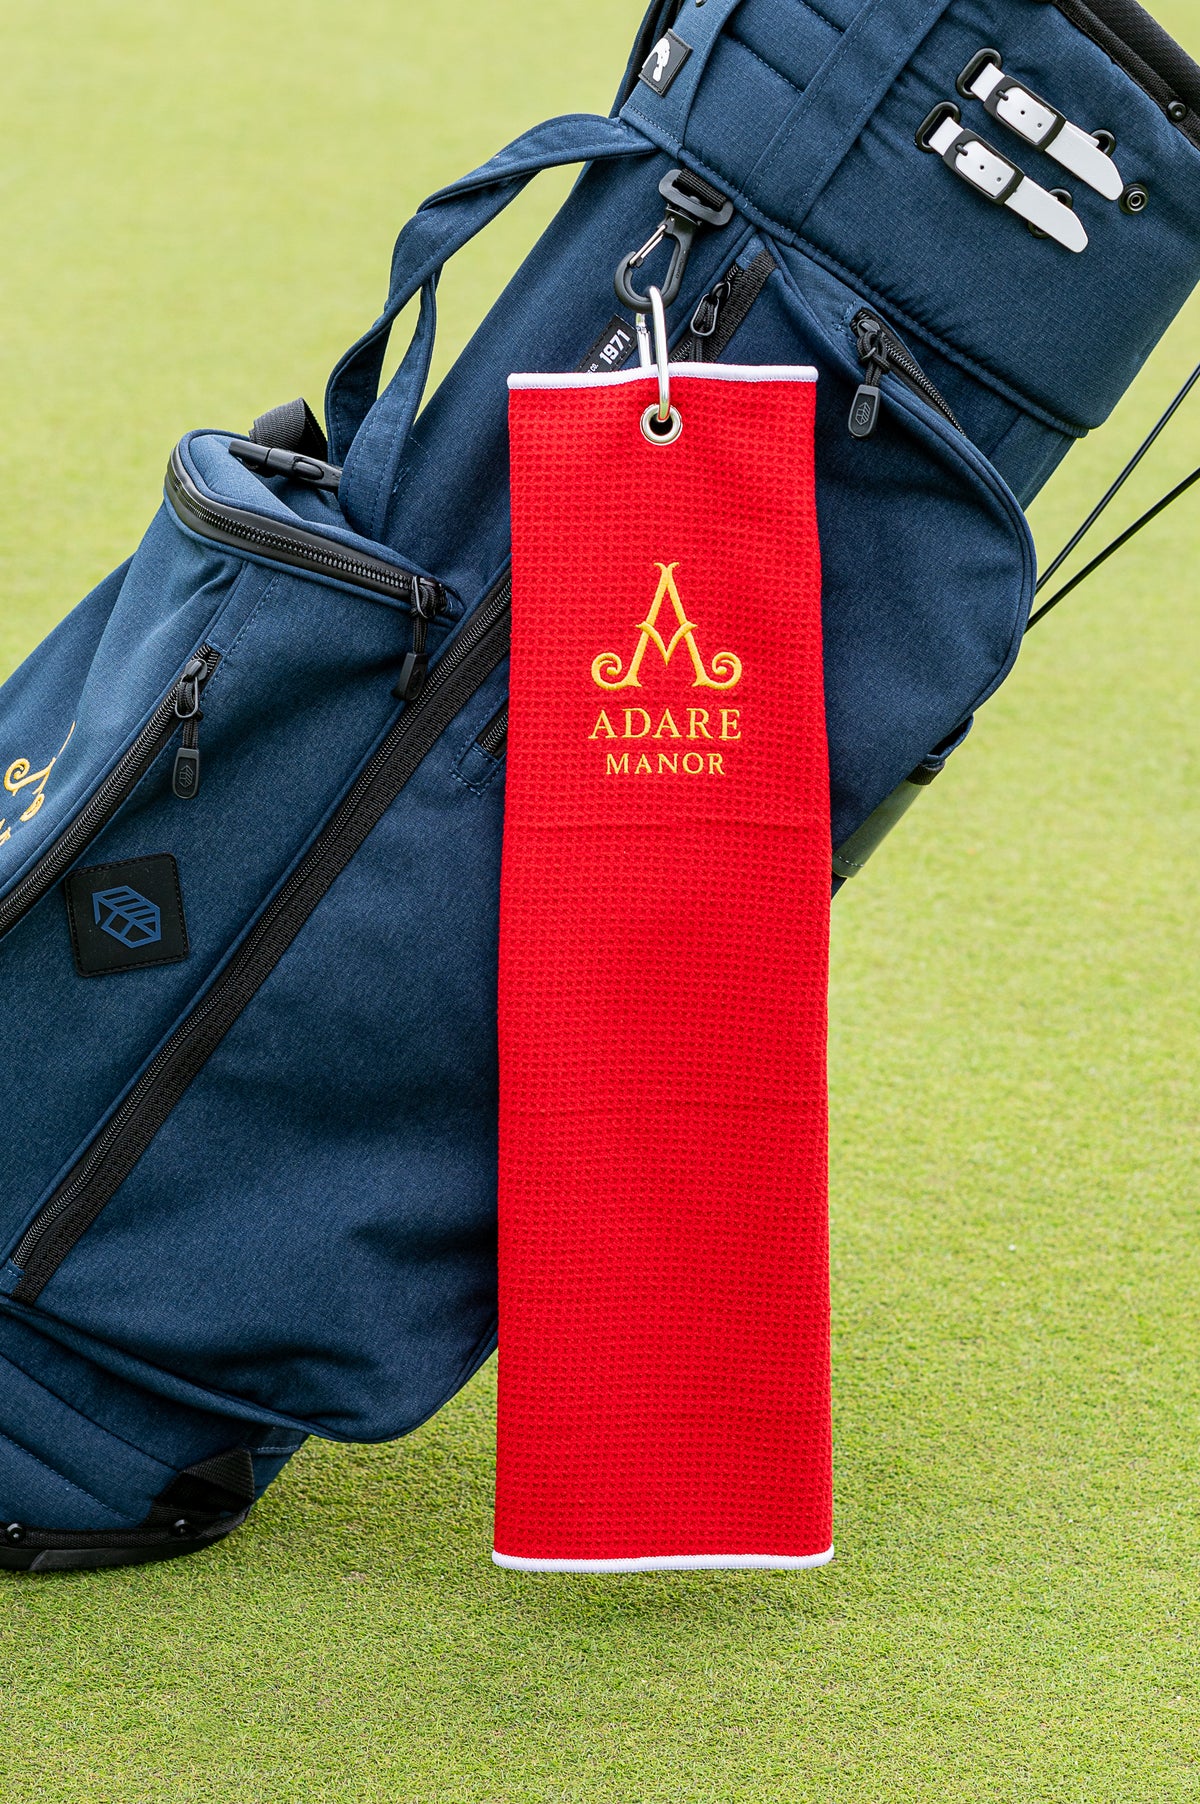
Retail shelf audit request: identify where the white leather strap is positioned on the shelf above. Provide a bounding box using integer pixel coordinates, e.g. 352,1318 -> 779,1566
926,114 -> 1089,253
966,55 -> 1124,202
1006,172 -> 1090,250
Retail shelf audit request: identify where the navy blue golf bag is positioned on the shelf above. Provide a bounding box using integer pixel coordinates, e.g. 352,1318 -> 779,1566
2,0 -> 1198,1569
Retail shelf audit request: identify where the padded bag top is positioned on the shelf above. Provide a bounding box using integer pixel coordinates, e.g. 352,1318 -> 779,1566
622,0 -> 1200,446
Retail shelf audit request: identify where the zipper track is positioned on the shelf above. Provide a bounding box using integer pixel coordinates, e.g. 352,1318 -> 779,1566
10,577 -> 512,1299
475,702 -> 509,761
0,437 -> 444,953
853,311 -> 963,433
166,449 -> 444,611
0,648 -> 220,946
673,249 -> 777,364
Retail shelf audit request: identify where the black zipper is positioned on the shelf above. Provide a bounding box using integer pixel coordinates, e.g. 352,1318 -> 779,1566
171,653 -> 208,799
0,648 -> 220,946
849,311 -> 963,440
9,575 -> 512,1303
166,446 -> 446,614
674,248 -> 777,363
1051,0 -> 1200,150
475,702 -> 509,761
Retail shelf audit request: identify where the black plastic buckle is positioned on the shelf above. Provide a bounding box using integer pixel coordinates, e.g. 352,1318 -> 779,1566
228,439 -> 342,492
916,100 -> 963,153
614,169 -> 734,311
956,48 -> 1002,102
957,49 -> 1066,149
915,102 -> 1023,206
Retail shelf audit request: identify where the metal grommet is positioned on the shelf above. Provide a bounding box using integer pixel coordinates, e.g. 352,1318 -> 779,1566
171,1517 -> 193,1538
5,1523 -> 26,1544
1167,99 -> 1187,123
1093,129 -> 1117,156
640,404 -> 683,445
1121,183 -> 1149,215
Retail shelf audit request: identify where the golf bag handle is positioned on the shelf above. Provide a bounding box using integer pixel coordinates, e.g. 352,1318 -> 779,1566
326,114 -> 651,540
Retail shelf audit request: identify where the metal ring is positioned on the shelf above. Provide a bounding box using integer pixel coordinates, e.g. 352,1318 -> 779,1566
640,403 -> 682,445
648,286 -> 671,422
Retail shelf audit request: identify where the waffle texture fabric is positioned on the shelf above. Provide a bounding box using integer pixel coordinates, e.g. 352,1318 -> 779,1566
495,363 -> 831,1572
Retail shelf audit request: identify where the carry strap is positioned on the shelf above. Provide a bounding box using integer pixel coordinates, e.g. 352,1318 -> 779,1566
325,114 -> 652,540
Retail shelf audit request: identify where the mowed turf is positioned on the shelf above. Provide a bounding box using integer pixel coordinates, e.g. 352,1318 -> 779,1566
1,3 -> 1198,1798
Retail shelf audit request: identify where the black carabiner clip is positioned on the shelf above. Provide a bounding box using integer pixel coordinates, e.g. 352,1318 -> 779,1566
614,169 -> 734,312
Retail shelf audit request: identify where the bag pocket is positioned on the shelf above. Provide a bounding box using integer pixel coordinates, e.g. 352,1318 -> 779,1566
656,0 -> 1200,508
678,233 -> 1036,852
0,431 -> 456,1271
0,565 -> 511,1443
752,0 -> 1200,453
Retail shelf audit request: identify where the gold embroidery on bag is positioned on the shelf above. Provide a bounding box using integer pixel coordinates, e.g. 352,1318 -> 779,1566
591,563 -> 742,692
3,721 -> 76,824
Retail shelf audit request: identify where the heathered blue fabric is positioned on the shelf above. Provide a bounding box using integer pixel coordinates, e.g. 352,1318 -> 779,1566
0,4 -> 1197,1527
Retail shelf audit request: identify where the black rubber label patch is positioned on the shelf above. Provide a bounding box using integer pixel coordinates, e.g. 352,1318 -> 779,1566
639,29 -> 691,97
578,316 -> 636,374
65,854 -> 190,977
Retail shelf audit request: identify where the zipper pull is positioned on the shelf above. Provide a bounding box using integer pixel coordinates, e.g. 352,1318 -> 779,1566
393,579 -> 447,700
849,378 -> 884,439
849,317 -> 887,439
172,655 -> 208,799
690,272 -> 734,342
173,722 -> 201,799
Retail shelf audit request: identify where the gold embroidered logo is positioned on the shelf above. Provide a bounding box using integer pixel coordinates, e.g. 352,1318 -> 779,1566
0,722 -> 76,845
591,562 -> 742,692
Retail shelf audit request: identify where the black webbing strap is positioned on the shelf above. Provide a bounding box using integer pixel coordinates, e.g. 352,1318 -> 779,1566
1026,360 -> 1200,631
669,167 -> 729,215
249,397 -> 329,460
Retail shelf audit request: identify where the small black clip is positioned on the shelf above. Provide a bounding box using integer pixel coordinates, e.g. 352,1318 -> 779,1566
916,100 -> 963,154
956,48 -> 1002,102
228,439 -> 343,492
614,169 -> 734,312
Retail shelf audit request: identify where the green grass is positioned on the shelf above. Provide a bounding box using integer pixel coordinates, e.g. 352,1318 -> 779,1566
1,2 -> 1199,1797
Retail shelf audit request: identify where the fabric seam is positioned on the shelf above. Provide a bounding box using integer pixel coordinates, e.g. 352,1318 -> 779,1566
0,1348 -> 176,1474
0,1420 -> 143,1522
723,30 -> 807,95
791,236 -> 1086,437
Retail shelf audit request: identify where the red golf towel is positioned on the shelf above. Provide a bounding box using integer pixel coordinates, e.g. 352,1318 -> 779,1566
495,361 -> 831,1571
